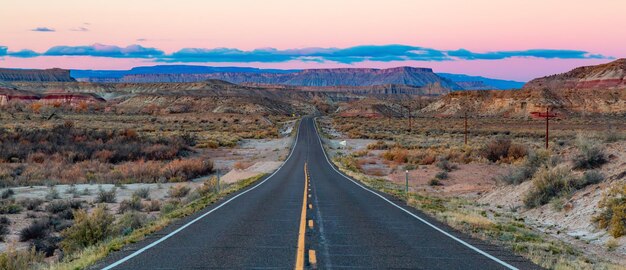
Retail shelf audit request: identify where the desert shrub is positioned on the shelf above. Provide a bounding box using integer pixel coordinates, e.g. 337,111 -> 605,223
382,148 -> 408,163
436,159 -> 458,172
0,217 -> 9,241
133,187 -> 151,199
46,200 -> 82,214
118,196 -> 142,213
168,185 -> 191,198
66,185 -> 79,197
573,170 -> 604,189
160,201 -> 179,215
233,161 -> 253,170
0,246 -> 44,270
32,235 -> 61,257
500,149 -> 550,185
336,155 -> 361,172
594,183 -> 626,238
0,201 -> 22,214
367,140 -> 389,150
429,179 -> 442,186
20,218 -> 51,241
115,211 -> 148,236
482,139 -> 527,162
1,188 -> 14,199
403,164 -> 417,171
45,187 -> 60,200
482,138 -> 511,162
435,171 -> 449,180
524,166 -> 576,208
60,206 -> 114,254
96,187 -> 117,203
572,137 -> 607,169
197,177 -> 218,196
20,198 -> 44,211
162,158 -> 214,182
143,200 -> 161,212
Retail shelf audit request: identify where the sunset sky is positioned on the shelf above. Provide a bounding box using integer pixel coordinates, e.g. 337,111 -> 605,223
1,0 -> 625,81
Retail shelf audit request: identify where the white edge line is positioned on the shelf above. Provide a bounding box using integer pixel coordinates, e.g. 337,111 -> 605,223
102,119 -> 303,270
312,117 -> 518,270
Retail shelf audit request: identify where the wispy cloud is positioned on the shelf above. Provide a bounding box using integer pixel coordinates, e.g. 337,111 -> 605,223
0,46 -> 7,56
1,44 -> 612,63
44,43 -> 164,58
30,27 -> 55,32
70,26 -> 89,32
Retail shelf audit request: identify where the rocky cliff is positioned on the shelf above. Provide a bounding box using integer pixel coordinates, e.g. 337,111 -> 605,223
99,66 -> 462,89
0,68 -> 75,82
524,58 -> 626,90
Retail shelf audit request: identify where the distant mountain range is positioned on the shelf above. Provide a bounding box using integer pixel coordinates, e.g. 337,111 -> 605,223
524,58 -> 625,90
70,65 -> 524,90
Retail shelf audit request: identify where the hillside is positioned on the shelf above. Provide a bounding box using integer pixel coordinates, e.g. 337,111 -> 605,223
524,58 -> 626,90
438,73 -> 525,89
0,68 -> 75,82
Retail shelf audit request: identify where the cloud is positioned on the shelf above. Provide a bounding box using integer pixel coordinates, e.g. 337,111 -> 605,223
43,43 -> 164,58
70,26 -> 89,32
0,46 -> 7,56
447,49 -> 608,60
8,49 -> 39,58
31,27 -> 55,32
1,44 -> 611,63
161,45 -> 607,63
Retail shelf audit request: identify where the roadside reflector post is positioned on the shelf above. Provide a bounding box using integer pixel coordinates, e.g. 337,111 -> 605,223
216,168 -> 221,193
545,107 -> 549,149
405,170 -> 409,199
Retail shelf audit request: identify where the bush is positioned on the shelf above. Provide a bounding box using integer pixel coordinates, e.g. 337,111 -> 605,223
0,246 -> 44,270
162,159 -> 214,182
594,183 -> 626,238
429,179 -> 442,186
143,200 -> 161,212
60,206 -> 114,254
160,201 -> 178,215
115,211 -> 148,236
118,196 -> 142,213
382,148 -> 408,163
197,177 -> 218,196
436,159 -> 458,172
500,149 -> 549,185
1,188 -> 14,199
574,170 -> 604,189
45,187 -> 60,200
482,139 -> 527,162
572,137 -> 607,169
133,187 -> 151,199
32,236 -> 61,257
20,218 -> 50,241
0,217 -> 9,242
168,185 -> 191,198
96,187 -> 117,203
0,202 -> 22,214
435,171 -> 449,180
524,166 -> 575,208
46,200 -> 82,214
20,198 -> 43,211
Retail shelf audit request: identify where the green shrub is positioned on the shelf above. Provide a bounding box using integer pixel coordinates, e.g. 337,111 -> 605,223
594,183 -> 626,238
0,202 -> 22,214
115,211 -> 148,236
45,187 -> 60,200
133,187 -> 151,199
60,206 -> 114,254
429,179 -> 442,186
500,149 -> 549,185
143,200 -> 161,212
96,187 -> 117,203
0,246 -> 44,270
482,139 -> 527,162
572,137 -> 607,169
573,170 -> 604,189
524,166 -> 575,208
160,201 -> 178,215
33,235 -> 61,257
118,196 -> 142,213
436,159 -> 458,172
20,198 -> 43,211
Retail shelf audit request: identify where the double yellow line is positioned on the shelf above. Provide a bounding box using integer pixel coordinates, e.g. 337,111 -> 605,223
295,163 -> 313,269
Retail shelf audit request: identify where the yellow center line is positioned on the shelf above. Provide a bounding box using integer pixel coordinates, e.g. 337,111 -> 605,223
295,163 -> 308,270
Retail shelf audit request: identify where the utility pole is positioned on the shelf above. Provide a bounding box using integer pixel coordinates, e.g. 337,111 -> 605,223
216,168 -> 221,193
545,107 -> 549,149
408,102 -> 412,133
405,170 -> 409,198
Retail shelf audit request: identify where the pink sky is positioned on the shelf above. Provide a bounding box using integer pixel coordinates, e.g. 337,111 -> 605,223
1,0 -> 625,81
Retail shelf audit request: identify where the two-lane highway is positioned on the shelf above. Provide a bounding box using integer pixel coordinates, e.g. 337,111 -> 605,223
96,117 -> 538,269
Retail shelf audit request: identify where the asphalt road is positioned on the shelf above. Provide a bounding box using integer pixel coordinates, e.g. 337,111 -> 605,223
96,117 -> 539,269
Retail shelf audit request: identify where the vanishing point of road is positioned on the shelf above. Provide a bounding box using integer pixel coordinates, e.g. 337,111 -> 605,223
94,117 -> 539,269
